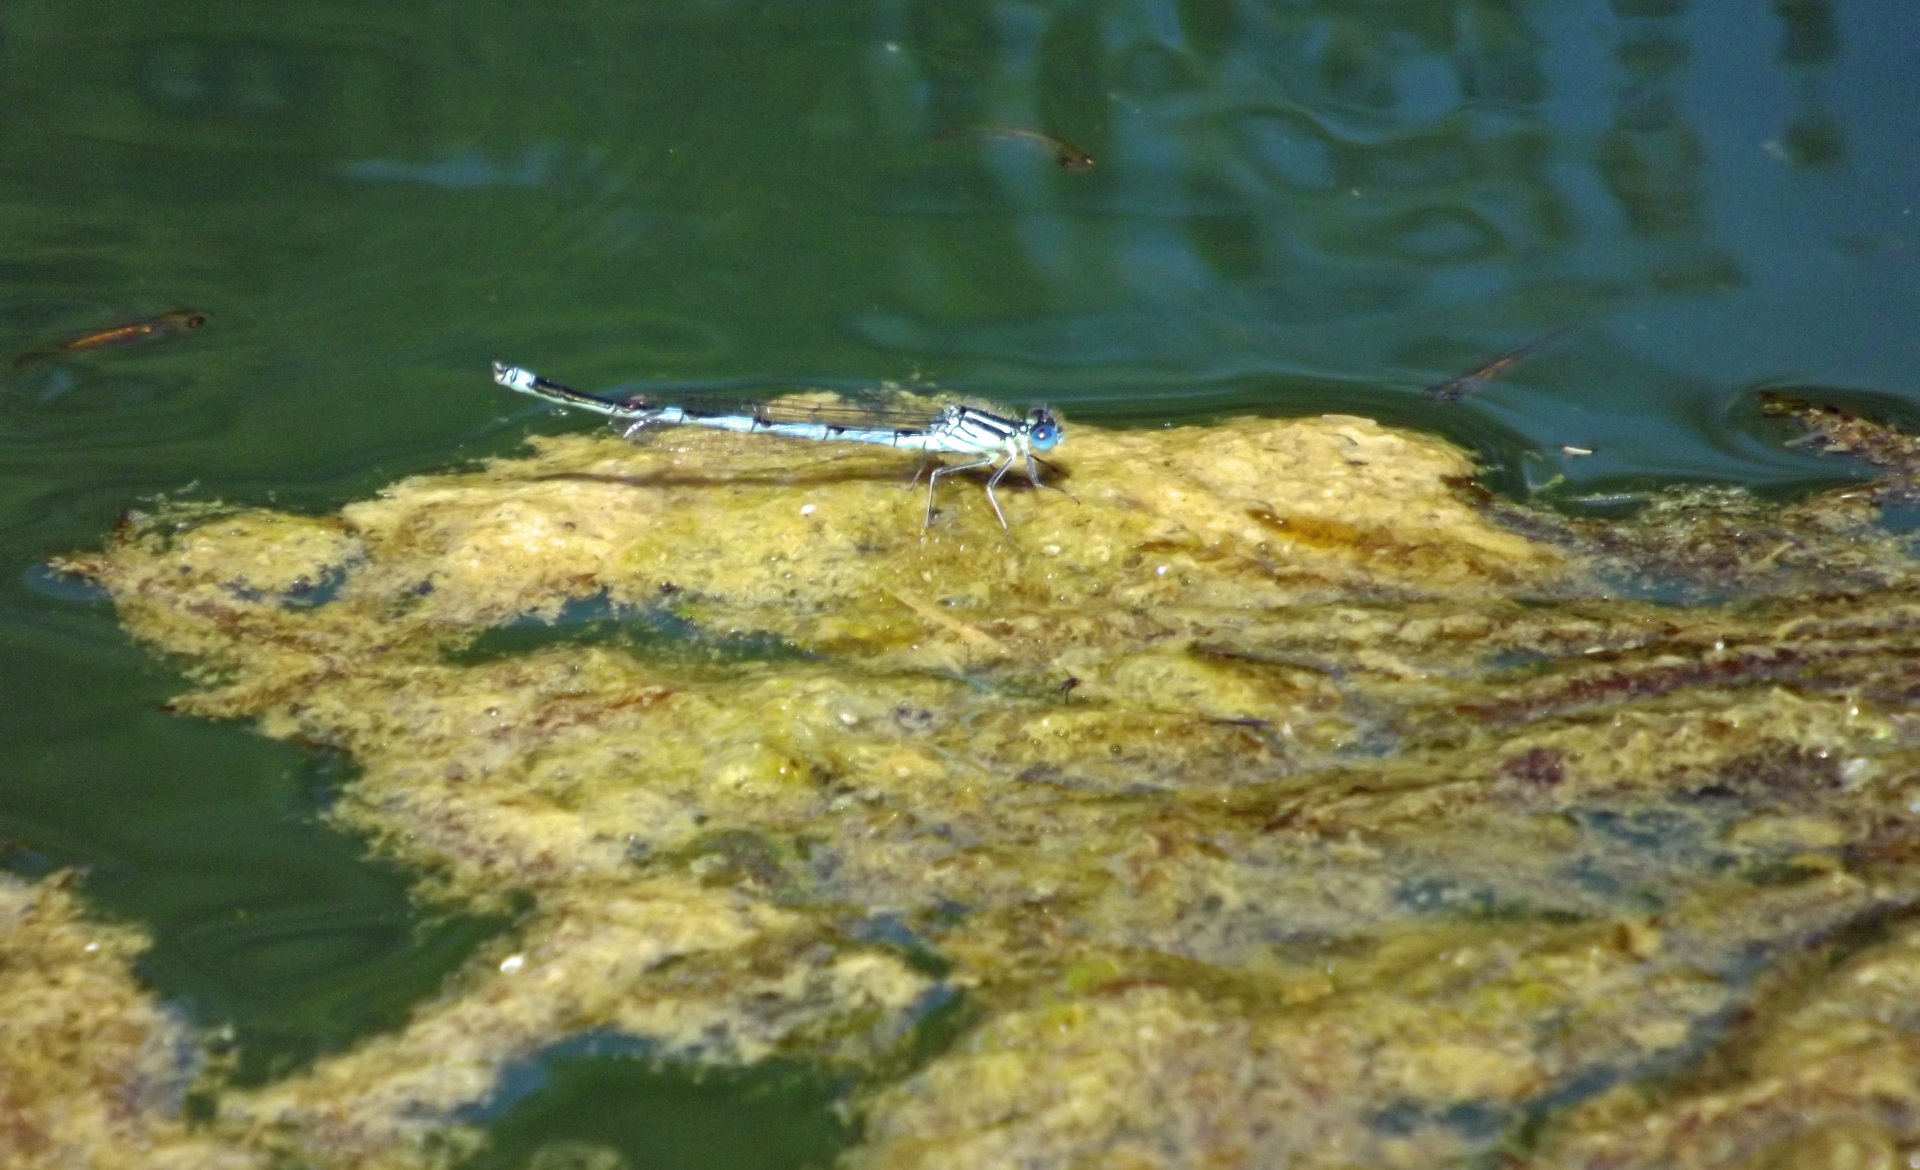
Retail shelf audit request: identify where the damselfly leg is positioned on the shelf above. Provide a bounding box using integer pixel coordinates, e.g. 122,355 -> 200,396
1025,454 -> 1077,503
926,450 -> 1069,533
926,455 -> 998,528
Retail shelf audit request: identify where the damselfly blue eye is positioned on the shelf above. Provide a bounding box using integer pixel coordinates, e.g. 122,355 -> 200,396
1026,409 -> 1063,451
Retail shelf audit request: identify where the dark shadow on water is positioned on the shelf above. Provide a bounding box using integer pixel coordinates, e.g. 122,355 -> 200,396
447,592 -> 817,669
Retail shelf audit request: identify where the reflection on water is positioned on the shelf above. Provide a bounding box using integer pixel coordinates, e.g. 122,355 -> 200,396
0,2 -> 1906,481
342,147 -> 572,191
1596,0 -> 1738,292
1770,0 -> 1845,168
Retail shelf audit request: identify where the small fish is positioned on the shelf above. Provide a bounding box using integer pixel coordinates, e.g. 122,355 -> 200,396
933,126 -> 1094,170
1422,325 -> 1572,403
12,309 -> 210,370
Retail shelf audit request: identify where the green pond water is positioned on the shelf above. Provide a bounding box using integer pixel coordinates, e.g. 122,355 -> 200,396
2,1 -> 1916,1165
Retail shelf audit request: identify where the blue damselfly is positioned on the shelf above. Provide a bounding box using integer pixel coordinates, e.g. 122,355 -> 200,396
492,362 -> 1067,531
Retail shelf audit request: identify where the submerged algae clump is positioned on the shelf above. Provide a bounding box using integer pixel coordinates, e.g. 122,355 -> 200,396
47,407 -> 1920,1168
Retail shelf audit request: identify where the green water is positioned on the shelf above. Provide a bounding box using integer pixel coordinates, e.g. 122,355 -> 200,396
462,1045 -> 853,1170
2,1 -> 1915,1164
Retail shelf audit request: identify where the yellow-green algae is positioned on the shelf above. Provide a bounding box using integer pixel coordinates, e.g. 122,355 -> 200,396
39,407 -> 1920,1168
0,871 -> 262,1169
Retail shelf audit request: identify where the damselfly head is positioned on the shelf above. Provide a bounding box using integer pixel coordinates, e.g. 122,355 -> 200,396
1026,408 -> 1063,451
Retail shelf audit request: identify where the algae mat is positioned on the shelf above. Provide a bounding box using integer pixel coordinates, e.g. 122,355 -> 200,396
24,406 -> 1920,1168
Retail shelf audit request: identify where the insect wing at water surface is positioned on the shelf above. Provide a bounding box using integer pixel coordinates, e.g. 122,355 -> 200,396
1422,325 -> 1573,403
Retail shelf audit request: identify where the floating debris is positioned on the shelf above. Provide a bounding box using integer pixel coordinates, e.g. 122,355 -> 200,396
1760,387 -> 1920,500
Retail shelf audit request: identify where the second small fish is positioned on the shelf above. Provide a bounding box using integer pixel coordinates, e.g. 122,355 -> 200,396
1422,325 -> 1571,403
933,126 -> 1095,170
12,309 -> 211,371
